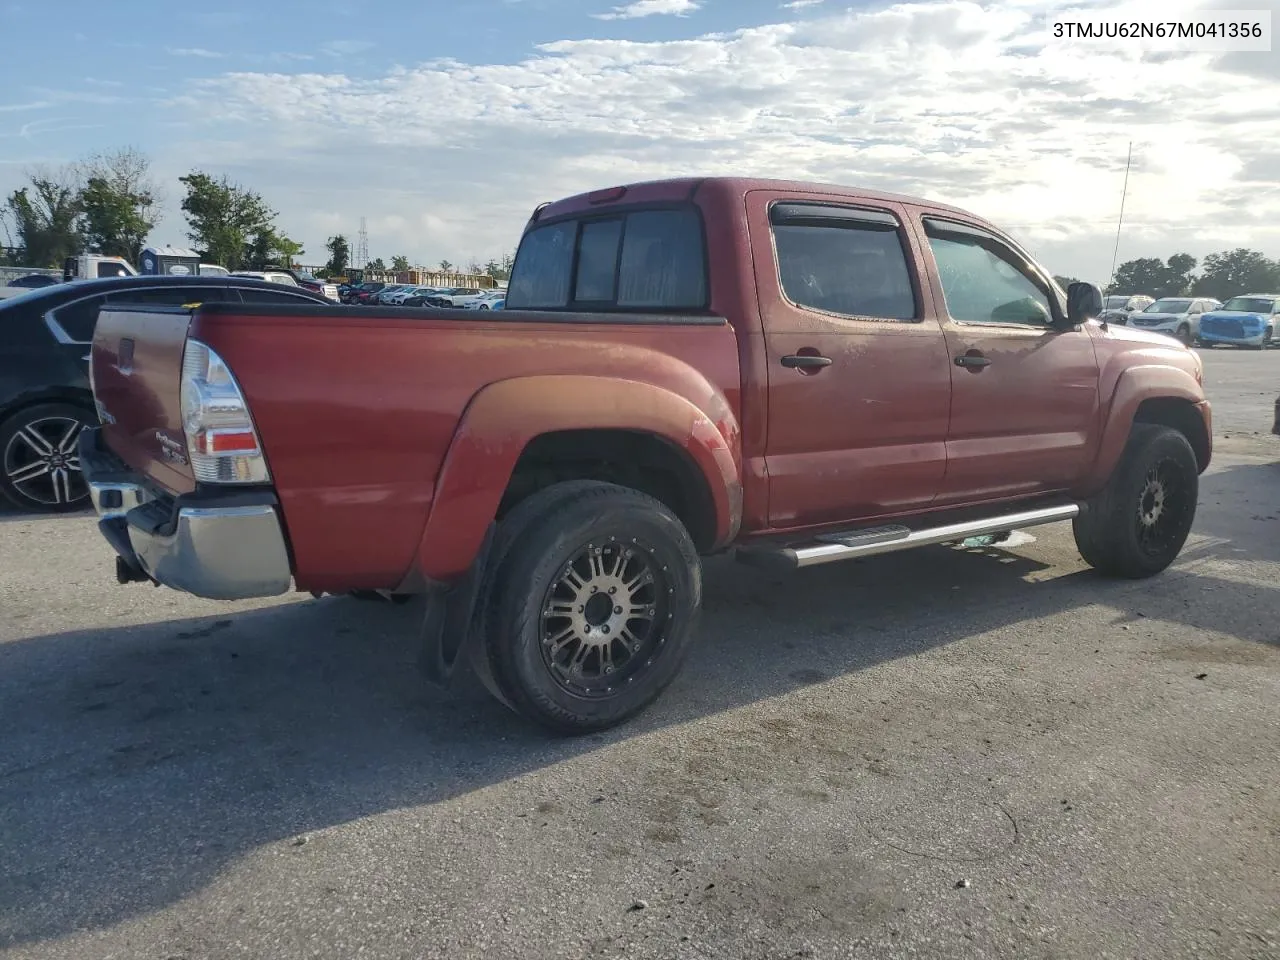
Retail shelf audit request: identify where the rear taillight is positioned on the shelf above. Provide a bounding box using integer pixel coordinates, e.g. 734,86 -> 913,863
180,339 -> 270,484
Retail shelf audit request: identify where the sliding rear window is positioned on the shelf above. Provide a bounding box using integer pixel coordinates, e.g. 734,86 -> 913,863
506,206 -> 708,312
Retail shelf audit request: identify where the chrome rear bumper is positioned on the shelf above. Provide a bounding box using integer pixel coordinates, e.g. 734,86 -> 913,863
80,428 -> 292,600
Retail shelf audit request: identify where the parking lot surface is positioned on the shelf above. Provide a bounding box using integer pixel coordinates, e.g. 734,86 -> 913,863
1,349 -> 1278,960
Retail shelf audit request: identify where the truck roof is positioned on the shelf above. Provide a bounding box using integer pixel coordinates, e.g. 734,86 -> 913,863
535,176 -> 984,226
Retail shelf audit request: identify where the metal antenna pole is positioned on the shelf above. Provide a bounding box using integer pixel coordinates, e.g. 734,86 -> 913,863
1108,142 -> 1132,292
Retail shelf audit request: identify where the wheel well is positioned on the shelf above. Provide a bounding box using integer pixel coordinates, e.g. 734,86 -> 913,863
499,429 -> 718,551
1134,398 -> 1209,470
0,388 -> 95,428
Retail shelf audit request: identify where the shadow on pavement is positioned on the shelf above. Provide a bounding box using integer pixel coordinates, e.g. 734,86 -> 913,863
1,471 -> 1277,946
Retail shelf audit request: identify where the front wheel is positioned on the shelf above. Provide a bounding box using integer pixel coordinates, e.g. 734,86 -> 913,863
0,402 -> 94,513
1175,324 -> 1192,346
1073,424 -> 1198,579
482,481 -> 702,735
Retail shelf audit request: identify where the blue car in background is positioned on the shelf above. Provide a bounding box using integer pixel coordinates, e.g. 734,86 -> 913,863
1198,294 -> 1280,348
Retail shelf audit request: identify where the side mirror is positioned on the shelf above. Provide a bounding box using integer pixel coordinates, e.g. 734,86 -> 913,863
1066,282 -> 1104,326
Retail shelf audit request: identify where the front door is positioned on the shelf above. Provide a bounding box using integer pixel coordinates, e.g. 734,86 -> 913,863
751,192 -> 954,529
912,214 -> 1100,504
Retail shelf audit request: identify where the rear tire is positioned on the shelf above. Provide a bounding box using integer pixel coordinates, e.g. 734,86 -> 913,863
1073,424 -> 1198,579
0,402 -> 94,513
481,481 -> 701,735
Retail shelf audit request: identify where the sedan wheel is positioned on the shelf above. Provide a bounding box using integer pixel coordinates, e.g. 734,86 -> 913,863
0,403 -> 93,513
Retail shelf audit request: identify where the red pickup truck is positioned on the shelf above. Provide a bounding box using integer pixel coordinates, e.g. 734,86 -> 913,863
82,177 -> 1211,734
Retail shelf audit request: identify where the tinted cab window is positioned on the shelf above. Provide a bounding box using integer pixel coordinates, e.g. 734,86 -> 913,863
507,207 -> 707,312
770,204 -> 917,321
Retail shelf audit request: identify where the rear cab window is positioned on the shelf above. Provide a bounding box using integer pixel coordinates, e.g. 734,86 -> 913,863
506,206 -> 708,313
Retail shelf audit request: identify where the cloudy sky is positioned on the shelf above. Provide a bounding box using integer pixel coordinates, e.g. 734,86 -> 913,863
1,0 -> 1276,281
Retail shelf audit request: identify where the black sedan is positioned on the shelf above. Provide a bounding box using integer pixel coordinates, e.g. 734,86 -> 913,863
0,275 -> 330,513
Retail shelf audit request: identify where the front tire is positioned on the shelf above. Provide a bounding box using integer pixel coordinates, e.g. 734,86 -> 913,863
1073,424 -> 1198,579
1175,324 -> 1192,346
0,402 -> 94,513
482,481 -> 702,735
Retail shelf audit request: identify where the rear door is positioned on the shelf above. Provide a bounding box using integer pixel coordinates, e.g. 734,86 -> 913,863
911,214 -> 1100,504
750,191 -> 953,529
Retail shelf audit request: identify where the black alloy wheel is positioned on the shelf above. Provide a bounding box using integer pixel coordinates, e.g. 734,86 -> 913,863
0,403 -> 93,512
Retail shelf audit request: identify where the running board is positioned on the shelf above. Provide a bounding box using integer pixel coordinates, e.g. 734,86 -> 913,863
737,504 -> 1080,570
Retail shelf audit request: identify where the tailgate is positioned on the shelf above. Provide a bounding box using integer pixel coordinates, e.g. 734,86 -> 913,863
91,304 -> 197,495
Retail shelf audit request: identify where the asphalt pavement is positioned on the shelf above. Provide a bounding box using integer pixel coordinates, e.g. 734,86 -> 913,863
1,348 -> 1278,960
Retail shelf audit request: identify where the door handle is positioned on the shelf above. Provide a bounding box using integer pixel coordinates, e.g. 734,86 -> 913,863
954,354 -> 991,369
781,354 -> 833,369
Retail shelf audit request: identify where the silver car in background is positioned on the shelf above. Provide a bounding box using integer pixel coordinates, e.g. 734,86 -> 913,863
1099,294 -> 1155,325
1125,297 -> 1222,345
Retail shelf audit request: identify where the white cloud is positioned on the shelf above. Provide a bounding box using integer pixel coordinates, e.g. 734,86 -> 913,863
594,0 -> 700,21
156,0 -> 1277,280
167,47 -> 224,59
781,0 -> 824,8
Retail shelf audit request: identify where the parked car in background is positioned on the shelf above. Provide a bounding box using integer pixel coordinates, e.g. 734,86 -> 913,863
1099,294 -> 1155,325
426,287 -> 484,307
82,176 -> 1211,734
374,284 -> 416,305
292,272 -> 341,302
400,287 -> 447,307
1126,297 -> 1220,345
199,264 -> 230,277
7,273 -> 60,290
0,273 -> 61,301
384,285 -> 438,305
1197,294 -> 1280,349
462,290 -> 508,309
345,282 -> 386,304
0,275 -> 330,513
233,270 -> 299,287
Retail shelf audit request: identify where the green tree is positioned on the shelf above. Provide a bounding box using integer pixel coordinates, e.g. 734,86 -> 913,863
179,171 -> 275,269
438,259 -> 453,273
1110,255 -> 1202,298
484,255 -> 513,281
242,228 -> 304,270
275,236 -> 304,268
1110,258 -> 1167,296
325,234 -> 350,275
367,257 -> 386,272
1191,249 -> 1280,301
5,169 -> 82,268
77,148 -> 158,262
1164,253 -> 1197,295
390,254 -> 411,273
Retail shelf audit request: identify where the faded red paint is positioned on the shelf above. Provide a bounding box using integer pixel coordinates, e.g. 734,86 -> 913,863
91,176 -> 1211,595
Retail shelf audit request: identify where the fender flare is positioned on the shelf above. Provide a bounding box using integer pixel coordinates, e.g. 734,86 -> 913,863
1080,363 -> 1208,495
413,375 -> 742,582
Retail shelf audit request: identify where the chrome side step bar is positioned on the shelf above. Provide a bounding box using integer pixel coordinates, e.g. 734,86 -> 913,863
737,504 -> 1080,570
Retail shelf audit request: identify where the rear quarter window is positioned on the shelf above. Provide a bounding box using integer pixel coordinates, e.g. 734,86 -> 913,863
507,206 -> 708,312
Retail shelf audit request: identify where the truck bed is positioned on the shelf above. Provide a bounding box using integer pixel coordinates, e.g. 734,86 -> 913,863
91,302 -> 742,591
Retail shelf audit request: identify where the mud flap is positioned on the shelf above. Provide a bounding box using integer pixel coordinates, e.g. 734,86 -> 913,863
416,524 -> 516,711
